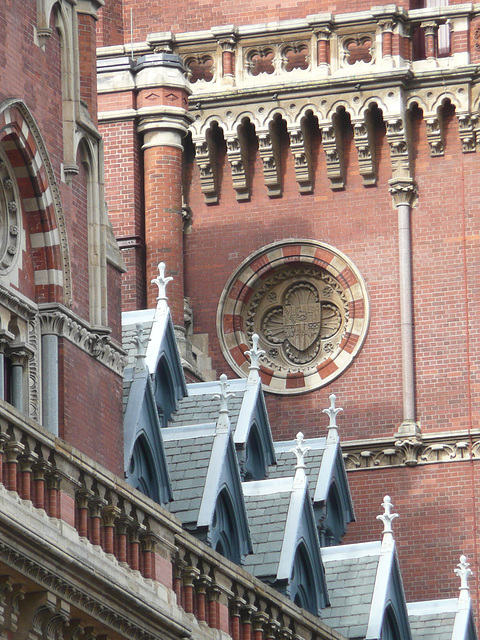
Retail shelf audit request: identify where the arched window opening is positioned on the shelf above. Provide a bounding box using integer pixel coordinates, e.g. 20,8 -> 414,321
381,605 -> 402,640
243,424 -> 265,480
290,543 -> 317,615
210,488 -> 241,564
126,434 -> 161,503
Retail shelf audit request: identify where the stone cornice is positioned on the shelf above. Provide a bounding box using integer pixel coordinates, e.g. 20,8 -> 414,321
342,429 -> 480,470
0,286 -> 38,320
38,303 -> 126,375
0,485 -> 192,640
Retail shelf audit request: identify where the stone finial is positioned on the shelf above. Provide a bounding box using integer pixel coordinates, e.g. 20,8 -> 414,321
376,495 -> 398,549
151,262 -> 173,314
133,324 -> 147,371
290,432 -> 310,487
213,374 -> 235,433
323,393 -> 343,443
455,555 -> 473,606
244,334 -> 265,384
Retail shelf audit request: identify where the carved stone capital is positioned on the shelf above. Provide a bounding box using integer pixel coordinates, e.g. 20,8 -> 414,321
38,304 -> 126,376
388,178 -> 418,207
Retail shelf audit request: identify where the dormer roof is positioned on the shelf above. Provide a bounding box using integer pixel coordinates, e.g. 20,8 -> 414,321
322,540 -> 411,640
162,422 -> 252,562
242,475 -> 329,614
271,435 -> 354,545
169,377 -> 275,479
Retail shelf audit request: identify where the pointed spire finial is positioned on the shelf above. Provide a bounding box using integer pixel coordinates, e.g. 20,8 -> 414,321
290,432 -> 311,487
323,393 -> 343,443
376,495 -> 398,549
213,374 -> 235,432
455,555 -> 473,606
151,262 -> 173,314
244,334 -> 265,384
133,323 -> 147,371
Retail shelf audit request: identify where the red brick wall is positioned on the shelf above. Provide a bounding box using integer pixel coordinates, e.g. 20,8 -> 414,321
97,0 -> 475,43
345,461 -> 480,609
183,106 -> 480,444
78,12 -> 98,125
60,340 -> 124,475
100,118 -> 146,311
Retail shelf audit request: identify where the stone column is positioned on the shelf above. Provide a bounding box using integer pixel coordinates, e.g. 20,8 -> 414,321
5,343 -> 33,412
135,53 -> 193,326
389,178 -> 420,438
422,22 -> 439,61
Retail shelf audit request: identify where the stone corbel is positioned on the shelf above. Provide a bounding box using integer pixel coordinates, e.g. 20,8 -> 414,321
320,121 -> 344,190
288,126 -> 313,193
425,114 -> 445,156
257,130 -> 282,197
16,592 -> 70,639
457,113 -> 478,153
385,116 -> 411,179
225,134 -> 250,201
352,116 -> 376,186
193,136 -> 219,204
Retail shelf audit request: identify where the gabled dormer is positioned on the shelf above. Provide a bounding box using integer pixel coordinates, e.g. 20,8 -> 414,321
122,263 -> 186,504
322,497 -> 412,640
122,263 -> 187,427
170,374 -> 275,480
123,363 -> 173,504
408,555 -> 478,640
163,375 -> 252,564
242,434 -> 329,615
271,394 -> 354,546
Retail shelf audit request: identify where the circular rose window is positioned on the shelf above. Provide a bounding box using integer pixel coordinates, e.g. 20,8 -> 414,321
217,240 -> 370,394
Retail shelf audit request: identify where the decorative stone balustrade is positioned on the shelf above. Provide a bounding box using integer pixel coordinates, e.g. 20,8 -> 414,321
0,399 -> 345,640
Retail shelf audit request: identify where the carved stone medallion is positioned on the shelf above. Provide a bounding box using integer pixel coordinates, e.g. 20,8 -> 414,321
217,240 -> 370,394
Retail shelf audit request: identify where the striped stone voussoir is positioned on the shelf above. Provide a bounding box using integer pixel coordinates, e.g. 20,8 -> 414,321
0,102 -> 70,304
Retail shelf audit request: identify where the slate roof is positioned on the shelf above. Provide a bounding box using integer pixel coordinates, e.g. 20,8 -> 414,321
169,379 -> 246,433
270,438 -> 326,500
242,482 -> 292,580
321,542 -> 381,639
162,426 -> 216,527
407,600 -> 457,640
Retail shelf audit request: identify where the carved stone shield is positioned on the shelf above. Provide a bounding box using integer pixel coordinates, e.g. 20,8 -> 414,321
283,302 -> 321,351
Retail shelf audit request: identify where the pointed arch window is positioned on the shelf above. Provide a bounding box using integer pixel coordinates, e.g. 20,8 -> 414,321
210,488 -> 242,564
290,543 -> 317,615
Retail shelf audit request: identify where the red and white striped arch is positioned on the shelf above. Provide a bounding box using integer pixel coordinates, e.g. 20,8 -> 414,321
0,99 -> 71,304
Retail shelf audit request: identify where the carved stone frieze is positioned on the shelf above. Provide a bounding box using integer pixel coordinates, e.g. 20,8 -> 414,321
342,430 -> 480,471
38,305 -> 126,376
0,538 -> 162,640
